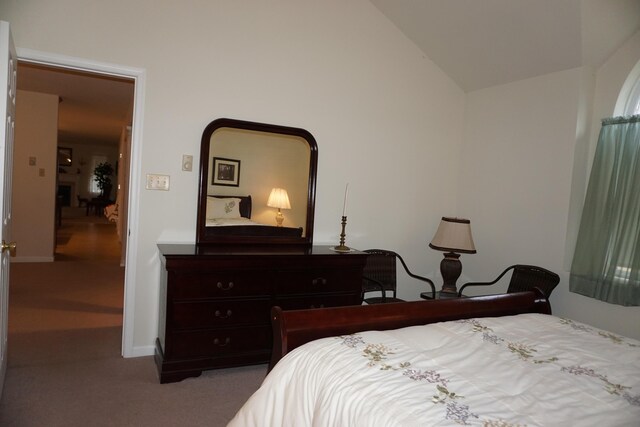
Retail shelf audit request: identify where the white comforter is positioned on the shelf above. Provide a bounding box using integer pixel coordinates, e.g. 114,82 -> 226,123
229,313 -> 640,427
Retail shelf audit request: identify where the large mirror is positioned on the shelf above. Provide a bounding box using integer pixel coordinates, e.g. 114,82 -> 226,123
196,118 -> 317,246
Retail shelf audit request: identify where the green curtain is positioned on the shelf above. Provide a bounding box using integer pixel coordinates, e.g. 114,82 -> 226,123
570,115 -> 640,306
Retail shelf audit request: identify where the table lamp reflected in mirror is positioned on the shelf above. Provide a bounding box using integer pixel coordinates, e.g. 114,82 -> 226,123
267,188 -> 291,227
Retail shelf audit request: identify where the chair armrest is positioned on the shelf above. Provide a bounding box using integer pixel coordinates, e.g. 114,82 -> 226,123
410,275 -> 436,299
395,253 -> 436,299
457,281 -> 496,296
363,276 -> 387,302
457,265 -> 516,296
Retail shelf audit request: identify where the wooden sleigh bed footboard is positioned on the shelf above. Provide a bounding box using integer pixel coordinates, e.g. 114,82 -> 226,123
269,290 -> 550,370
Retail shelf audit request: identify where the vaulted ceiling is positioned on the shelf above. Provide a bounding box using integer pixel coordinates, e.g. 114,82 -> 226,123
371,0 -> 640,92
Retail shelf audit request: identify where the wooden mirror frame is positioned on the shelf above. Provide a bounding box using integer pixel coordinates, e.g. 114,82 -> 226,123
196,118 -> 317,246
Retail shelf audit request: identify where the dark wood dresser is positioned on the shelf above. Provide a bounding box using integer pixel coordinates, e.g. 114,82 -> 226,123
155,244 -> 367,383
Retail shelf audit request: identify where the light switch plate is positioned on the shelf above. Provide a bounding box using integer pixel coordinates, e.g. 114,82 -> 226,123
182,155 -> 193,171
146,174 -> 170,190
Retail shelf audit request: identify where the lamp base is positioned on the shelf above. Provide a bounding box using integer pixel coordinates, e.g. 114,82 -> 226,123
275,209 -> 284,227
439,252 -> 462,294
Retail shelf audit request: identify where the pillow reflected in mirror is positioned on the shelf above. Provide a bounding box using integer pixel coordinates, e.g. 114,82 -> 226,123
207,196 -> 242,220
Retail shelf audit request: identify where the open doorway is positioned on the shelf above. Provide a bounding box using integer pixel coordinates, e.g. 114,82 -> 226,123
9,62 -> 135,359
16,62 -> 134,266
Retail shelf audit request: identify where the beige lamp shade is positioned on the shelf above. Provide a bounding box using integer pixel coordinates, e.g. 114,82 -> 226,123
429,217 -> 476,254
267,188 -> 291,210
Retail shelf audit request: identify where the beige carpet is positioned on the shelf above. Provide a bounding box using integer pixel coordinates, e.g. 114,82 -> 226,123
0,209 -> 266,426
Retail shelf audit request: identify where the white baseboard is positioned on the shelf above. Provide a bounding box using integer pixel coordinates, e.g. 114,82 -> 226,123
11,256 -> 54,263
124,344 -> 155,358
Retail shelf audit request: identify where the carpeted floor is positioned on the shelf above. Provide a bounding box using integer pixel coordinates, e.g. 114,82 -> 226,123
0,208 -> 266,426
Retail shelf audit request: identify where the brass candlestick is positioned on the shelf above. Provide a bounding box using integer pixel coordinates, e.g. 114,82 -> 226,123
333,216 -> 351,252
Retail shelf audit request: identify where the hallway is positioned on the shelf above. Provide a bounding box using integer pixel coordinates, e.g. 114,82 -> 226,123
8,207 -> 124,337
55,206 -> 123,263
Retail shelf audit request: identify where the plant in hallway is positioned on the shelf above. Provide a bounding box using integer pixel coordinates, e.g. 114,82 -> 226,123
93,162 -> 114,199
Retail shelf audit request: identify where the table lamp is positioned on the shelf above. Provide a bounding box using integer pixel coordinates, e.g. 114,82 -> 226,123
267,188 -> 291,227
429,217 -> 476,296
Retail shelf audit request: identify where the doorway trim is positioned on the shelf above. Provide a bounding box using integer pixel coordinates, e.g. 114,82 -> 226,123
17,47 -> 145,358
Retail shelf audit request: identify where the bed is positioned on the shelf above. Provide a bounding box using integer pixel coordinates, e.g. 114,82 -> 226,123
229,291 -> 640,426
205,195 -> 303,237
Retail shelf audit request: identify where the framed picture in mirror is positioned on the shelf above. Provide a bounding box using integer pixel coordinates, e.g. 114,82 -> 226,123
212,157 -> 240,186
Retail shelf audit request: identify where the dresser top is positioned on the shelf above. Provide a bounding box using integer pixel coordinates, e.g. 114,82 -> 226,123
157,244 -> 365,258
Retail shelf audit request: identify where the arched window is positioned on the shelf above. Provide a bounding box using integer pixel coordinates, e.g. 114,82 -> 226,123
624,77 -> 640,115
615,59 -> 640,116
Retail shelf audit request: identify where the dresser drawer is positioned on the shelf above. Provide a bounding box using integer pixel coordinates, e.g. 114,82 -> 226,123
165,325 -> 271,359
169,270 -> 270,299
274,268 -> 362,295
276,293 -> 362,310
170,299 -> 271,329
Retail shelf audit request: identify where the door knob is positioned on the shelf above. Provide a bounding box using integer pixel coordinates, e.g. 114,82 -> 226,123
1,241 -> 16,256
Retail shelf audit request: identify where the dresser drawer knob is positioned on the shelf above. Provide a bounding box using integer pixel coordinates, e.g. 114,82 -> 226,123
311,277 -> 327,286
213,337 -> 231,346
215,309 -> 233,319
216,281 -> 234,290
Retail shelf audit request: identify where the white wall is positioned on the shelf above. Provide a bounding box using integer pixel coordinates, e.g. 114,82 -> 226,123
0,0 -> 465,354
459,69 -> 580,286
459,32 -> 640,340
13,90 -> 58,262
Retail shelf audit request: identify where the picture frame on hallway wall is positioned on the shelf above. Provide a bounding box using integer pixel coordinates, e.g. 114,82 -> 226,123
212,157 -> 240,187
58,147 -> 72,167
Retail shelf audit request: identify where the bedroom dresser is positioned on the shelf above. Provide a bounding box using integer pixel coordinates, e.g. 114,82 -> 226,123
155,244 -> 367,383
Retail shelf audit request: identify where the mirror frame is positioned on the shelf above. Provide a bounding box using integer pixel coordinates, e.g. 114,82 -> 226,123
196,118 -> 318,246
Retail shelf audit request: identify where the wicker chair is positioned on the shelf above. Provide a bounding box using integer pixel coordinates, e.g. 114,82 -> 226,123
362,249 -> 435,304
457,264 -> 560,298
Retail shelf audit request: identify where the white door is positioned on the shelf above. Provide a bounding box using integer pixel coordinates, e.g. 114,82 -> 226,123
0,20 -> 17,399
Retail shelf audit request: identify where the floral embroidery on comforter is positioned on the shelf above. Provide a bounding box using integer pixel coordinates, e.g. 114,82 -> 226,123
338,333 -> 481,425
229,314 -> 640,427
459,318 -> 639,407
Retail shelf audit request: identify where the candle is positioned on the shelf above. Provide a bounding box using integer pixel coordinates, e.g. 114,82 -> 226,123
342,183 -> 349,217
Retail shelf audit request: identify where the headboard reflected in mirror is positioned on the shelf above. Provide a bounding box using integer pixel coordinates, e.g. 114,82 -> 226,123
196,118 -> 317,246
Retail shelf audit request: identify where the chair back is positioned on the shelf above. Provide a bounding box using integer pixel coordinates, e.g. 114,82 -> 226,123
362,249 -> 398,294
507,265 -> 560,298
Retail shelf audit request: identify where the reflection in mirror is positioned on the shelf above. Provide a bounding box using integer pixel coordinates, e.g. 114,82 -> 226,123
208,128 -> 309,230
196,118 -> 317,246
